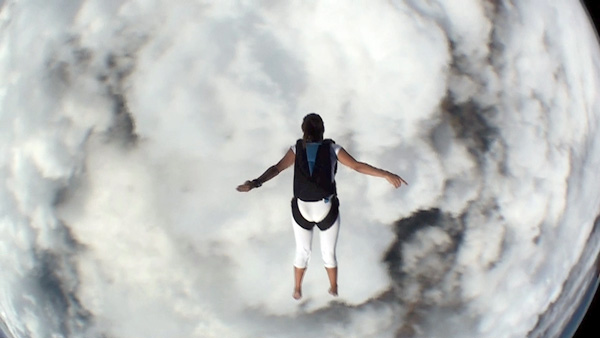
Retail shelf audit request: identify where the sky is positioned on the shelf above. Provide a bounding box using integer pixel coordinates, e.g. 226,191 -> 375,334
1,0 -> 600,337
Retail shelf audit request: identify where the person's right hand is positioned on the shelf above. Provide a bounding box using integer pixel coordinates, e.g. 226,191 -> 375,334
386,173 -> 408,188
236,181 -> 254,192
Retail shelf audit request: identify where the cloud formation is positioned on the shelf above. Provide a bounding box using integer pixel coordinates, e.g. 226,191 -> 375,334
1,0 -> 600,337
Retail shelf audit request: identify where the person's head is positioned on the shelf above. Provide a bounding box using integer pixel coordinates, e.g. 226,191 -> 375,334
301,113 -> 324,143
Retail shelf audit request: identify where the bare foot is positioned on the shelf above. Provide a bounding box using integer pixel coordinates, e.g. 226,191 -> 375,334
328,286 -> 338,297
293,288 -> 302,300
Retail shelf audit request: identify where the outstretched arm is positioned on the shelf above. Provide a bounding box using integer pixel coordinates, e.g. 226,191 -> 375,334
236,149 -> 295,192
337,148 -> 408,188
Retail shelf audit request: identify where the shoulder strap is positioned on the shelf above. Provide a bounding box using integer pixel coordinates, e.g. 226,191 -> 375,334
295,139 -> 304,153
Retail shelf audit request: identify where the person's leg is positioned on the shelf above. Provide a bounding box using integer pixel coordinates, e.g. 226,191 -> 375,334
293,266 -> 306,300
292,220 -> 313,300
320,215 -> 340,296
325,267 -> 338,296
292,198 -> 333,299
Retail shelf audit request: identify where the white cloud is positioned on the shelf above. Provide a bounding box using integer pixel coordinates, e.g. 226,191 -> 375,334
1,0 -> 600,337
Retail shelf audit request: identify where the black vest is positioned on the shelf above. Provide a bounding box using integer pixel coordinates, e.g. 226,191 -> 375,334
293,139 -> 337,201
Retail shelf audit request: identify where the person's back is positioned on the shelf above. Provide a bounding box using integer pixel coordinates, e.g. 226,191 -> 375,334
293,139 -> 337,202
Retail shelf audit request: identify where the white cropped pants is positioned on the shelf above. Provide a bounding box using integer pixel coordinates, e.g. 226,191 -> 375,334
292,198 -> 340,269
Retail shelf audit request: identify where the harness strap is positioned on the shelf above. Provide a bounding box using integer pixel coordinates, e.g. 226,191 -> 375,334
291,196 -> 339,231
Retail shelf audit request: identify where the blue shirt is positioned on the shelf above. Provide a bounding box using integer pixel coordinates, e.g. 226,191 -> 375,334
306,142 -> 321,176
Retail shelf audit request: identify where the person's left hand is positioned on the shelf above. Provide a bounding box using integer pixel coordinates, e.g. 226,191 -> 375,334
386,173 -> 408,188
236,181 -> 254,192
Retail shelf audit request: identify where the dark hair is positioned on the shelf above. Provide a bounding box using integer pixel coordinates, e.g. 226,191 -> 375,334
302,113 -> 324,143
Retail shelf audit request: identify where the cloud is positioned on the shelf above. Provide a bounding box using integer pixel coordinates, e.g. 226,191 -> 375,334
1,1 -> 600,337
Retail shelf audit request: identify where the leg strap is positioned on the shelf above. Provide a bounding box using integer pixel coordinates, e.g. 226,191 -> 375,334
291,196 -> 339,231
